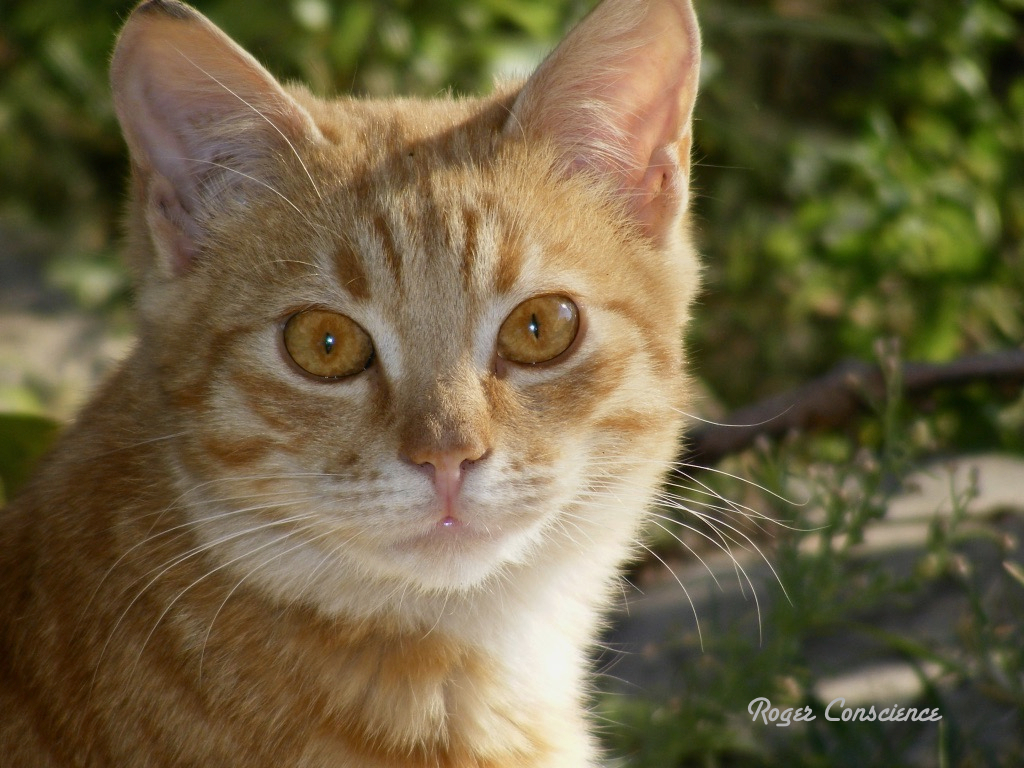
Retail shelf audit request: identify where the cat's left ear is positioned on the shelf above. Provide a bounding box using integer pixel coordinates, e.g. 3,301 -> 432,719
507,0 -> 700,245
111,0 -> 321,277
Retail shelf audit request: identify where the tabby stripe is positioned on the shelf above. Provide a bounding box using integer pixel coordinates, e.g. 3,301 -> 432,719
494,224 -> 525,296
600,298 -> 678,376
334,243 -> 371,300
201,435 -> 276,468
462,205 -> 481,291
372,213 -> 403,288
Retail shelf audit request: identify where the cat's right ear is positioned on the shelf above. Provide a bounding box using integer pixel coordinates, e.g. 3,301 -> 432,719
506,0 -> 700,247
111,0 -> 320,278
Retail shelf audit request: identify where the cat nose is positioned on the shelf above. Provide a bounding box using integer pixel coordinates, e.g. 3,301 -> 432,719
406,445 -> 487,503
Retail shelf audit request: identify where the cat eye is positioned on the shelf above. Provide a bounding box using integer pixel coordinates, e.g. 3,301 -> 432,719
497,295 -> 580,365
283,310 -> 374,378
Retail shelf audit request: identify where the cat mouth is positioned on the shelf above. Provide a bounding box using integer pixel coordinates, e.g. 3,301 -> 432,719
438,514 -> 466,530
381,511 -> 542,591
399,515 -> 497,548
388,508 -> 534,563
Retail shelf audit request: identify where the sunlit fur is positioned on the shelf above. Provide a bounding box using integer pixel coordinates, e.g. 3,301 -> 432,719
0,0 -> 702,765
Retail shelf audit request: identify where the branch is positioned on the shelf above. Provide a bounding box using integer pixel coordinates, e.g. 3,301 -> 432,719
681,348 -> 1024,469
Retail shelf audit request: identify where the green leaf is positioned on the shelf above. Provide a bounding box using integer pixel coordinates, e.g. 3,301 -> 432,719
0,413 -> 60,504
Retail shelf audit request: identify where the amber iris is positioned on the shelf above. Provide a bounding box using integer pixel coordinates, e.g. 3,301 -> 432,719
497,295 -> 579,364
284,310 -> 374,378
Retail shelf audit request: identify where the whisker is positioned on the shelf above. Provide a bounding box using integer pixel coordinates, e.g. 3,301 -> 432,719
199,522 -> 341,677
670,405 -> 792,429
66,431 -> 188,463
671,462 -> 808,508
683,509 -> 792,609
636,541 -> 703,651
646,516 -> 723,591
92,506 -> 318,691
135,519 -> 323,683
85,492 -> 326,618
183,157 -> 322,229
171,47 -> 323,201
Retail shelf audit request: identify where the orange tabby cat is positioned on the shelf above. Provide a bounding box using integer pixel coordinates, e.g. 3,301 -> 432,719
0,0 -> 701,764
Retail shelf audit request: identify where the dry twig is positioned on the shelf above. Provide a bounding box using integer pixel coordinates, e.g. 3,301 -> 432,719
682,348 -> 1024,469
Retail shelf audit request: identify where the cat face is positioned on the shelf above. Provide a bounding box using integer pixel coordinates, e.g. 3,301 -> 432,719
111,0 -> 701,607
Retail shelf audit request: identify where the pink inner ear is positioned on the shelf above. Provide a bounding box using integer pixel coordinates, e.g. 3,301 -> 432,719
508,0 -> 701,242
113,12 -> 316,185
146,174 -> 200,276
111,2 -> 319,275
633,143 -> 683,236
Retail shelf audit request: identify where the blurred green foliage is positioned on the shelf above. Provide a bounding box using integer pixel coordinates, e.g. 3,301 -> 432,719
693,0 -> 1024,408
0,413 -> 59,503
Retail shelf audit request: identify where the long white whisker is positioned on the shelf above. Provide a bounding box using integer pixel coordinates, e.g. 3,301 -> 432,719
93,507 -> 318,690
671,405 -> 794,429
684,509 -> 792,608
184,158 -> 320,227
636,541 -> 703,652
199,522 -> 341,677
172,47 -> 323,201
646,516 -> 723,591
133,518 -> 321,682
86,492 -> 326,618
672,462 -> 808,508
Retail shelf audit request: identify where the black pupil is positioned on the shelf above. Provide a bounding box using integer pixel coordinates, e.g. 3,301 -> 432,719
528,313 -> 540,339
323,333 -> 335,354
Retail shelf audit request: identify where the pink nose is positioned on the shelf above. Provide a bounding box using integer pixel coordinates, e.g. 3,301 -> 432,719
407,446 -> 487,513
